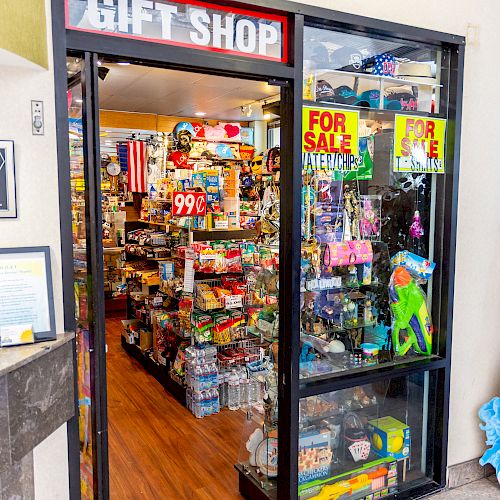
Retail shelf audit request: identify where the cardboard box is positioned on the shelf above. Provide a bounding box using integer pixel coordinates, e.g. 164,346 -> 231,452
368,416 -> 410,460
139,329 -> 153,351
298,429 -> 332,485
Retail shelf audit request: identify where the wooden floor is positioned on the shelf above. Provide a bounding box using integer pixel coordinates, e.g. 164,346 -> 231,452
106,317 -> 245,499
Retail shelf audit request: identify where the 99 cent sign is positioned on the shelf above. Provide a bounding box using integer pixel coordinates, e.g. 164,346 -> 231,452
172,192 -> 207,216
66,0 -> 287,62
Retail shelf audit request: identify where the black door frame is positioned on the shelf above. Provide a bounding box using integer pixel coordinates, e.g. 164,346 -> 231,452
51,2 -> 465,499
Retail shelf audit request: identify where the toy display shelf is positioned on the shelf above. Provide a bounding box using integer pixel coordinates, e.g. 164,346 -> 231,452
303,99 -> 445,120
310,68 -> 443,88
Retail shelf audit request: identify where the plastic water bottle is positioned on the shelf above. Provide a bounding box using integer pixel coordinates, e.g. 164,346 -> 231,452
193,392 -> 203,418
211,388 -> 220,414
228,371 -> 240,411
248,378 -> 260,406
240,377 -> 249,406
219,372 -> 228,408
210,363 -> 218,389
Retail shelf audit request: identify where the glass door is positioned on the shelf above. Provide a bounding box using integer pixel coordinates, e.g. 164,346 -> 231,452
67,52 -> 109,500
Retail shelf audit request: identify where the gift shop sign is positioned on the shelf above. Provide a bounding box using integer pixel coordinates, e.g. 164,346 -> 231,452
66,0 -> 287,62
302,106 -> 360,171
172,191 -> 207,216
393,115 -> 447,174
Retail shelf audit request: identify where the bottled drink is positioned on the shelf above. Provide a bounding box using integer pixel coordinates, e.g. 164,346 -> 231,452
228,371 -> 240,411
193,391 -> 203,418
248,378 -> 261,406
240,377 -> 249,406
211,388 -> 220,414
219,372 -> 228,408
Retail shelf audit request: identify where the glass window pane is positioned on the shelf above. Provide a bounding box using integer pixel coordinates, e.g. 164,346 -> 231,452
68,55 -> 95,499
303,27 -> 442,114
298,371 -> 436,498
300,26 -> 448,382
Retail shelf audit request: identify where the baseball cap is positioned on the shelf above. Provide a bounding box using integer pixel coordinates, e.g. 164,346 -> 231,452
304,42 -> 330,68
355,89 -> 401,110
385,86 -> 418,111
330,47 -> 364,72
316,81 -> 358,105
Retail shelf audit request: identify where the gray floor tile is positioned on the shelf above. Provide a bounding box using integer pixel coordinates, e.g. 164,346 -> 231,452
430,478 -> 500,498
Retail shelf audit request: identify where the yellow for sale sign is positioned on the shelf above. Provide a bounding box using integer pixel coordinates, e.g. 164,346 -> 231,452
393,115 -> 447,174
302,106 -> 360,171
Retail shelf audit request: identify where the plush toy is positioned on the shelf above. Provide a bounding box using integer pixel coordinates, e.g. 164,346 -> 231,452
479,397 -> 500,484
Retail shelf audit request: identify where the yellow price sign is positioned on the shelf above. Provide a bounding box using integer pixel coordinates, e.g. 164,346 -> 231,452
302,106 -> 359,171
393,115 -> 447,174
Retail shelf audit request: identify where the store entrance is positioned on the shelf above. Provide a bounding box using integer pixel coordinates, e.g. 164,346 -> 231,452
68,54 -> 283,498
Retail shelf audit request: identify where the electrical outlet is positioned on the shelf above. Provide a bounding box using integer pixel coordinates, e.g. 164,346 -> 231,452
31,100 -> 44,135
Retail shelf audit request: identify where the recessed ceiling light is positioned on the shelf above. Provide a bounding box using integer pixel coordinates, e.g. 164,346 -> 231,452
195,112 -> 206,117
75,99 -> 83,103
263,113 -> 272,120
117,62 -> 130,66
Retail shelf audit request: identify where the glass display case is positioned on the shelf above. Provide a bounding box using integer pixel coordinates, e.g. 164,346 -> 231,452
237,15 -> 460,500
300,25 -> 449,382
298,372 -> 437,499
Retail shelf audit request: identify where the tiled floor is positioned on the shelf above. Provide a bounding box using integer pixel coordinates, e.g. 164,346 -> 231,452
430,476 -> 500,498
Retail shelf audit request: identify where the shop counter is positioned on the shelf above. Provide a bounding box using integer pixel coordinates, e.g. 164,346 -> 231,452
0,332 -> 75,497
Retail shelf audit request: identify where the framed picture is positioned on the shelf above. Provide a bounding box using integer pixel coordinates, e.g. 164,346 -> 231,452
0,247 -> 56,341
0,140 -> 17,218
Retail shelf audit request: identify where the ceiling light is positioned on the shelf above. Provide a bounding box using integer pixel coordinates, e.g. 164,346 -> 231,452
75,99 -> 83,103
195,112 -> 206,117
264,113 -> 272,120
117,62 -> 130,66
97,60 -> 102,66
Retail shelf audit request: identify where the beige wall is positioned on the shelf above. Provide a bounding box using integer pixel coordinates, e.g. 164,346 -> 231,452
0,0 -> 69,498
294,0 -> 500,468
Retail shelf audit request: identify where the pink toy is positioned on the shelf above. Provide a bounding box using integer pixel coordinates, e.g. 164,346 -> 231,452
324,241 -> 373,267
409,211 -> 424,239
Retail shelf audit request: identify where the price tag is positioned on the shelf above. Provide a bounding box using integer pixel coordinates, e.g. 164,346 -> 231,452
172,192 -> 207,216
183,250 -> 196,293
225,295 -> 243,309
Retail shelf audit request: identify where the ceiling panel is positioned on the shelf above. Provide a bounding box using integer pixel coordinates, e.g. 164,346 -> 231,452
98,63 -> 280,121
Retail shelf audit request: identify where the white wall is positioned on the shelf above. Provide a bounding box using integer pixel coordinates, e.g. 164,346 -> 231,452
294,0 -> 500,468
0,1 -> 69,498
33,424 -> 70,500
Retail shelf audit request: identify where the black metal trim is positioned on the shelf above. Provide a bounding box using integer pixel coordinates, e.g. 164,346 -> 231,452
83,52 -> 110,500
437,42 -> 465,489
299,358 -> 448,399
50,2 -> 80,495
66,31 -> 294,81
277,12 -> 303,500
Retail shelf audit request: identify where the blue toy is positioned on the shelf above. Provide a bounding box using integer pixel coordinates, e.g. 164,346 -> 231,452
479,397 -> 500,484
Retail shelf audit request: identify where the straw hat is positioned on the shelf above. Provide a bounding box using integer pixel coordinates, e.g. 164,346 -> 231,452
396,62 -> 436,85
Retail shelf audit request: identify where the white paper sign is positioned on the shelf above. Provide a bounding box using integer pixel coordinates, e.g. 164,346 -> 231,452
0,250 -> 54,337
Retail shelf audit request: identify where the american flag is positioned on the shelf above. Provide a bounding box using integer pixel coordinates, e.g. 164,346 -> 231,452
127,140 -> 147,193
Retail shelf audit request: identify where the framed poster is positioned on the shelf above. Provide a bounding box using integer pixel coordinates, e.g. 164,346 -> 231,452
0,247 -> 56,341
0,140 -> 17,218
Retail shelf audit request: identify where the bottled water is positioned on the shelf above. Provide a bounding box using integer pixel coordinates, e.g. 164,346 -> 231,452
219,372 -> 228,408
240,376 -> 249,406
210,388 -> 220,414
228,371 -> 240,411
248,378 -> 261,406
